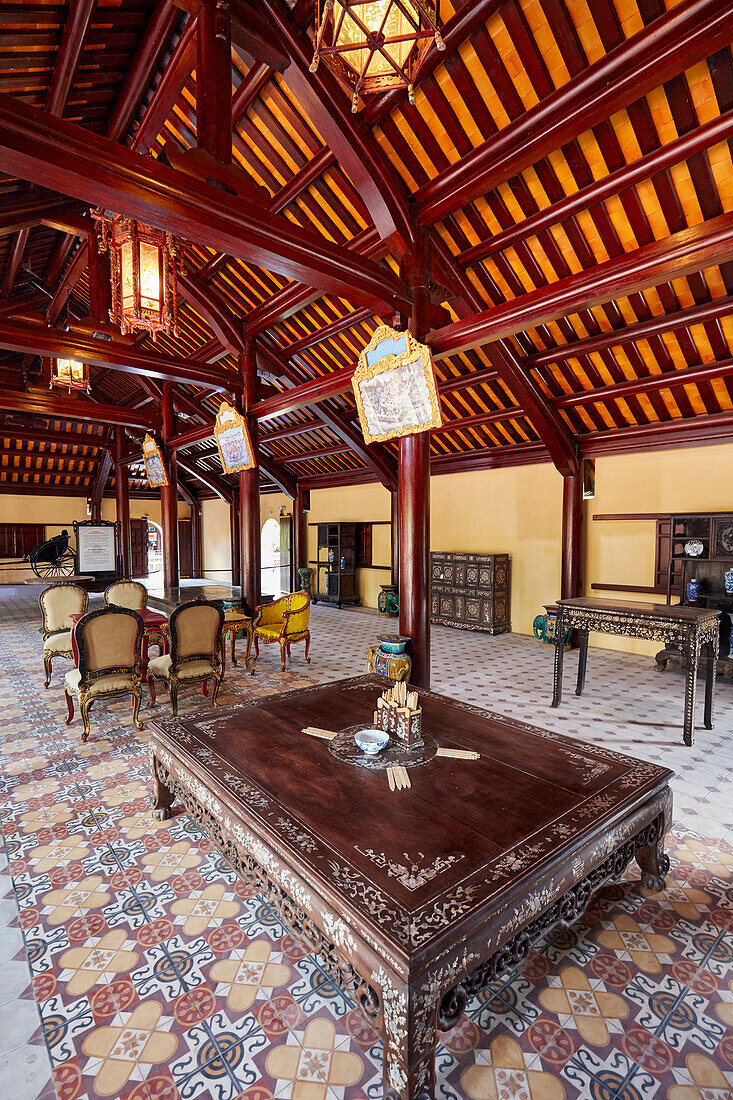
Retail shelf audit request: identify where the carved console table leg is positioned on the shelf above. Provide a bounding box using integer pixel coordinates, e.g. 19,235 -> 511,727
575,630 -> 589,696
551,615 -> 565,707
682,631 -> 700,747
150,754 -> 176,820
383,979 -> 437,1100
703,638 -> 718,730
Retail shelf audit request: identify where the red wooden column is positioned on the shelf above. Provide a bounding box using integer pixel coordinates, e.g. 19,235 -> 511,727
90,500 -> 101,522
238,337 -> 260,616
230,487 -> 241,587
160,383 -> 179,590
561,468 -> 583,600
197,0 -> 232,163
294,489 -> 308,579
115,427 -> 131,576
191,503 -> 202,578
398,227 -> 431,687
390,488 -> 399,587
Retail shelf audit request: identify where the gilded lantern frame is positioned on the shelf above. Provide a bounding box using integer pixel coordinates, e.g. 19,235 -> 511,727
214,401 -> 256,475
352,325 -> 442,445
142,434 -> 169,488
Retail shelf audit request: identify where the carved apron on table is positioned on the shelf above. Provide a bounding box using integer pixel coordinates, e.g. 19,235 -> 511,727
148,674 -> 673,1100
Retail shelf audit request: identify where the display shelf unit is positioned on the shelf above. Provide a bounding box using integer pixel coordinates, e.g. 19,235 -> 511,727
658,512 -> 733,677
311,522 -> 360,608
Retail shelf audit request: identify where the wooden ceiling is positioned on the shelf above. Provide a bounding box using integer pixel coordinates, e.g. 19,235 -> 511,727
1,0 -> 733,500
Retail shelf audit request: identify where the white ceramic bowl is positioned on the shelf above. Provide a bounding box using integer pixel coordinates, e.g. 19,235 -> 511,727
354,728 -> 389,755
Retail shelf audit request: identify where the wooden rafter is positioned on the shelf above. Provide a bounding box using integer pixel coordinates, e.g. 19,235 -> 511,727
417,0 -> 733,224
0,96 -> 410,313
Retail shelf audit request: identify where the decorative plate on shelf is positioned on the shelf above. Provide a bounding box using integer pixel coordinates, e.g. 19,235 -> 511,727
684,539 -> 704,557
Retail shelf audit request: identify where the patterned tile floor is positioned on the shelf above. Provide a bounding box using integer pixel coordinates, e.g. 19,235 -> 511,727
0,589 -> 731,1100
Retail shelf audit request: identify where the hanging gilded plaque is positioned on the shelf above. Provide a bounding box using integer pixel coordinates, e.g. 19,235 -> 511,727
142,434 -> 168,488
214,401 -> 256,474
352,325 -> 442,444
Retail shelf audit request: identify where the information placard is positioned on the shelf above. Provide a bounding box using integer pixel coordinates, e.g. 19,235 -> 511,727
77,524 -> 116,574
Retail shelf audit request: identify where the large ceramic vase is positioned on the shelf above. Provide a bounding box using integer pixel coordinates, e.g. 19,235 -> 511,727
366,634 -> 411,682
298,567 -> 312,596
725,568 -> 733,595
378,583 -> 399,617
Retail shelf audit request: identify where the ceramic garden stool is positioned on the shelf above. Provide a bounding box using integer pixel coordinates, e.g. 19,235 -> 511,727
365,634 -> 412,681
377,583 -> 399,617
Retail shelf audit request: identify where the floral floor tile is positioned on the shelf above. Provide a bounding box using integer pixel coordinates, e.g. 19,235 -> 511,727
2,592 -> 733,1098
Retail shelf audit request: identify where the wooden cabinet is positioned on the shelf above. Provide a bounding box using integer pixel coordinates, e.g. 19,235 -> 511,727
430,552 -> 511,633
312,523 -> 360,607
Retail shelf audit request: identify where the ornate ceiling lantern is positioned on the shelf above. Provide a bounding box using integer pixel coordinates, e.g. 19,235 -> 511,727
50,357 -> 90,393
311,0 -> 443,111
93,213 -> 181,339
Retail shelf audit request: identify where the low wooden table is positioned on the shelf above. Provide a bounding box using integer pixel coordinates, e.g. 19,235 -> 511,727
551,597 -> 720,746
149,675 -> 672,1100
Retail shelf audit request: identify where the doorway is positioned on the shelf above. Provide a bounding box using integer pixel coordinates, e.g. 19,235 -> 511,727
261,517 -> 281,597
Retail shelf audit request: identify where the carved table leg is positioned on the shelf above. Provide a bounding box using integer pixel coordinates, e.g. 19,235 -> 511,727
636,831 -> 671,894
575,629 -> 589,696
382,978 -> 437,1100
682,631 -> 700,747
150,754 -> 175,821
551,614 -> 565,707
704,638 -> 717,730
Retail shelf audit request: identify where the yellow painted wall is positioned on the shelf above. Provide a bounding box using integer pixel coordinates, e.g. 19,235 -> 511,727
585,444 -> 733,655
302,483 -> 393,609
194,442 -> 733,655
0,493 -> 189,582
201,498 -> 233,580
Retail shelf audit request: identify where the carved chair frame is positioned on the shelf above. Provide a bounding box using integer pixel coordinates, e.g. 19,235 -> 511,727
252,591 -> 312,672
39,583 -> 88,688
65,605 -> 144,741
148,598 -> 224,716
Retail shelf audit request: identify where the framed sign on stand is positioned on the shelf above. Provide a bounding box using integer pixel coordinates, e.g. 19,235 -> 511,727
73,520 -> 120,586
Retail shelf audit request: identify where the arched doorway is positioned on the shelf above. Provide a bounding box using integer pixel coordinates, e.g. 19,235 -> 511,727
261,517 -> 281,597
147,520 -> 163,576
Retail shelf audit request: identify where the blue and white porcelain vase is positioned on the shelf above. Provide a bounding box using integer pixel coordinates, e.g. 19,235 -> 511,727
686,578 -> 701,602
725,568 -> 733,595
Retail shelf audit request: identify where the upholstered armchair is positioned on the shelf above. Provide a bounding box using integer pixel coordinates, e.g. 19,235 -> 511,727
104,579 -> 147,609
252,591 -> 311,672
64,607 -> 144,741
39,583 -> 88,687
147,599 -> 224,716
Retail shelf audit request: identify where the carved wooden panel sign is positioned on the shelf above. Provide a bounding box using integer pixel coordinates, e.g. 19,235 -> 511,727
142,434 -> 168,488
214,401 -> 256,474
352,325 -> 442,444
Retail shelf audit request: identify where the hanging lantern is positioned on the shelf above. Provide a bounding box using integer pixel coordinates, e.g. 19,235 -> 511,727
50,357 -> 90,392
352,324 -> 442,443
93,212 -> 181,339
311,0 -> 443,111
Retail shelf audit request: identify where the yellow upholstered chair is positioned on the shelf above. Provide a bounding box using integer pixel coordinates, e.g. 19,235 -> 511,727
147,599 -> 224,716
104,579 -> 147,609
39,583 -> 88,687
252,591 -> 311,672
64,607 -> 144,741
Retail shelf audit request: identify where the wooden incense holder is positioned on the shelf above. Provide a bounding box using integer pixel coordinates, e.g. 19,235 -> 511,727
374,682 -> 422,747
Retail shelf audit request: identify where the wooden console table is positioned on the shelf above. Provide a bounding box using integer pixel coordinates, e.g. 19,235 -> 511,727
149,674 -> 672,1099
552,597 -> 720,746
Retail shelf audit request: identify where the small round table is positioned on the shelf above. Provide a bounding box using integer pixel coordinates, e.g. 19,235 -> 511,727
221,609 -> 254,674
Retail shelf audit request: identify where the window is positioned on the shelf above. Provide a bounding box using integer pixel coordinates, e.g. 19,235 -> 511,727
356,523 -> 372,567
